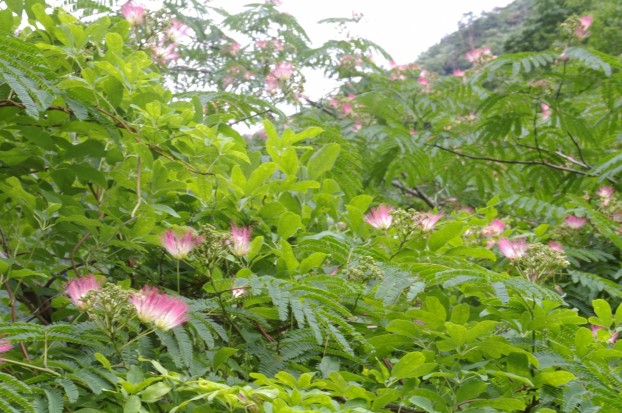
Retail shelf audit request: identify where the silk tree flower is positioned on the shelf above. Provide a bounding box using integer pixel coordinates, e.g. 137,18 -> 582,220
364,205 -> 393,230
230,224 -> 252,257
0,338 -> 12,355
130,286 -> 188,331
418,69 -> 429,86
416,212 -> 443,232
271,62 -> 294,81
465,47 -> 494,65
540,103 -> 551,120
453,68 -> 465,77
498,238 -> 528,260
66,275 -> 104,310
120,1 -> 145,26
548,241 -> 564,252
481,219 -> 505,238
564,215 -> 587,229
591,325 -> 619,344
153,42 -> 179,64
167,19 -> 191,42
231,287 -> 247,298
576,15 -> 593,39
597,186 -> 614,199
160,228 -> 204,260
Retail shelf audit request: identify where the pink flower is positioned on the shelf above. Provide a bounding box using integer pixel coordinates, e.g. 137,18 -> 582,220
498,238 -> 528,260
465,47 -> 494,64
232,287 -> 247,298
153,43 -> 179,64
271,62 -> 294,81
453,69 -> 465,77
597,186 -> 614,199
160,228 -> 204,260
365,205 -> 393,230
222,41 -> 241,55
417,212 -> 443,232
230,224 -> 252,257
418,69 -> 429,86
168,19 -> 191,42
481,219 -> 505,238
265,74 -> 279,93
576,15 -> 592,39
0,338 -> 12,355
564,215 -> 587,229
341,102 -> 353,115
130,286 -> 188,330
66,275 -> 104,310
120,1 -> 145,26
592,325 -> 618,343
548,241 -> 563,251
541,103 -> 551,120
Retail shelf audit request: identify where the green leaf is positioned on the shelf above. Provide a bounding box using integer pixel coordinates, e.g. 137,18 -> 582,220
591,299 -> 613,327
428,222 -> 465,251
139,382 -> 171,403
307,143 -> 340,180
536,371 -> 576,386
391,351 -> 425,380
278,212 -> 302,239
299,252 -> 327,273
123,395 -> 141,413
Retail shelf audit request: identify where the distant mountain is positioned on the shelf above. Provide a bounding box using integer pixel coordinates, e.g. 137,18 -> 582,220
415,0 -> 609,75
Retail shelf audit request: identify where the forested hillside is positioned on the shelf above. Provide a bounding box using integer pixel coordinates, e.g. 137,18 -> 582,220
417,0 -> 622,74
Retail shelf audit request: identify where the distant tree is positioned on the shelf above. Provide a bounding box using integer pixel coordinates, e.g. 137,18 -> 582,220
503,0 -> 582,52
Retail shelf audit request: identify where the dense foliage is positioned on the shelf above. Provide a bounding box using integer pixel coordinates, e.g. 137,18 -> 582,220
1,0 -> 622,412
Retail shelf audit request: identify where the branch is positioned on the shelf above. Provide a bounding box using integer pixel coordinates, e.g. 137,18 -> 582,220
392,180 -> 436,209
432,144 -> 595,176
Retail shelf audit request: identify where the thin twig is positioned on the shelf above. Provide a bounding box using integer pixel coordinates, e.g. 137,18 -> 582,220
130,157 -> 142,218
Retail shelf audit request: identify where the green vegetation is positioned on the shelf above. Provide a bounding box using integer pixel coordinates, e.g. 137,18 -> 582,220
1,0 -> 622,412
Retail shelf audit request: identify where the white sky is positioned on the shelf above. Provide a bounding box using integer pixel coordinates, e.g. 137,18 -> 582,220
214,0 -> 515,65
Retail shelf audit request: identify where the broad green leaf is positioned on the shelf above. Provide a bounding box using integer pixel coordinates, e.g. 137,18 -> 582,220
139,382 -> 171,403
536,371 -> 576,386
307,143 -> 340,180
277,211 -> 302,239
428,222 -> 465,251
391,351 -> 425,380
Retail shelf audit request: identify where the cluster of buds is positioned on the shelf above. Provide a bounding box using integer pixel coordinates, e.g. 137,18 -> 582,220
465,47 -> 495,66
346,256 -> 383,283
193,224 -> 233,267
66,276 -> 188,331
499,240 -> 569,283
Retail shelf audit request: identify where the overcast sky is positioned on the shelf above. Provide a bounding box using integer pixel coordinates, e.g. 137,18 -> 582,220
214,0 -> 516,64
